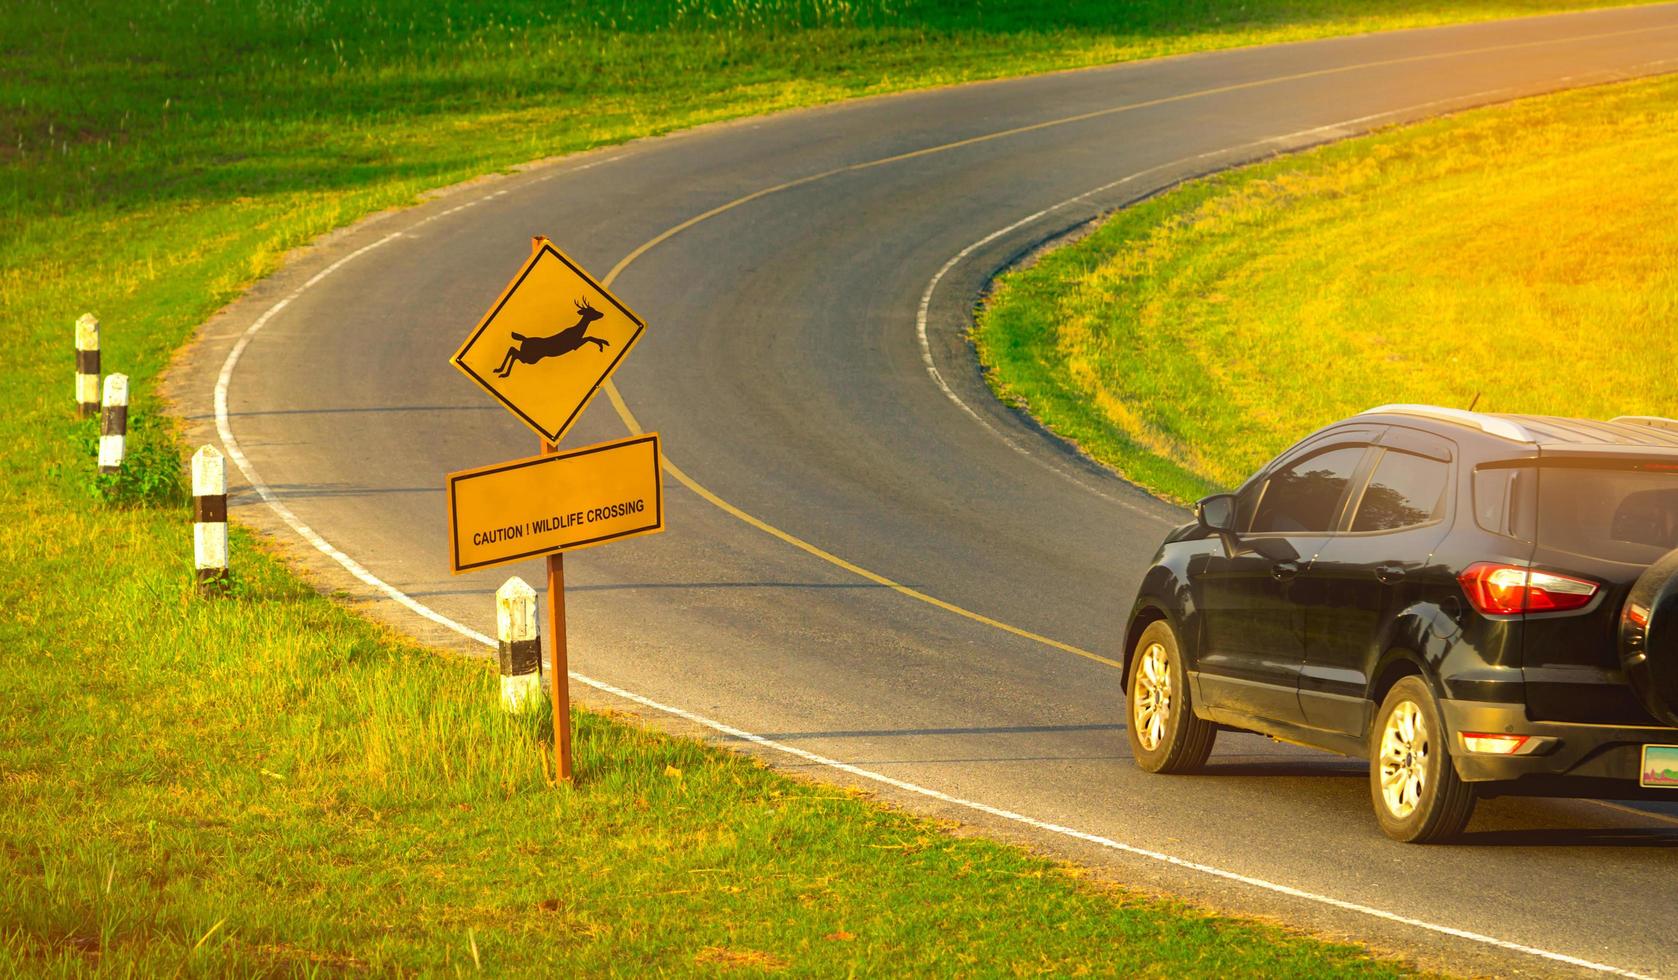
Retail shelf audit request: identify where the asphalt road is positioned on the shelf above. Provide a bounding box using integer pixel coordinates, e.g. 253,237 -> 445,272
175,7 -> 1678,976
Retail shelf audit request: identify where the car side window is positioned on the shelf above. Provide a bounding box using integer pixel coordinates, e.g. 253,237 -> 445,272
1473,465 -> 1535,542
1249,446 -> 1368,534
1351,449 -> 1449,533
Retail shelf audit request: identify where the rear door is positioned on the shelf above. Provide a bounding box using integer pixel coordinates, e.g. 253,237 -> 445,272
1523,453 -> 1678,724
1195,433 -> 1378,726
1299,427 -> 1456,736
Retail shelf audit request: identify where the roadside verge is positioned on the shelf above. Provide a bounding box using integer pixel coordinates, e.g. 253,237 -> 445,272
973,72 -> 1678,505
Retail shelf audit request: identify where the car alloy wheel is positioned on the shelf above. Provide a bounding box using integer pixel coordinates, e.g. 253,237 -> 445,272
1127,619 -> 1215,774
1369,676 -> 1476,843
1133,641 -> 1172,752
1378,700 -> 1428,820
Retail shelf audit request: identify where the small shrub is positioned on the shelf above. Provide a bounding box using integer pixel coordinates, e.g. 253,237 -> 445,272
73,413 -> 187,508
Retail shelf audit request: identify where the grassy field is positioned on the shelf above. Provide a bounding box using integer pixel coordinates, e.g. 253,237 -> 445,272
1,528 -> 1419,976
0,0 -> 1646,972
975,72 -> 1678,504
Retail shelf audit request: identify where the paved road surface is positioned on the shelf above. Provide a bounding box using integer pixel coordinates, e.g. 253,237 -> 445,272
174,7 -> 1678,975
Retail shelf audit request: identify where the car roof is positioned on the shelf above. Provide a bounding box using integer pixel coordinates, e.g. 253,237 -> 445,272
1496,414 -> 1678,450
1356,404 -> 1678,454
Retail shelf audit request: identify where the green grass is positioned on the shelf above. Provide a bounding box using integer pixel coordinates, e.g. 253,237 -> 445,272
1,0 -> 1647,972
975,72 -> 1678,504
0,514 -> 1419,975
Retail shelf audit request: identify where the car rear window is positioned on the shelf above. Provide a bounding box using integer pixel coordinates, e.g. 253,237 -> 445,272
1534,461 -> 1678,565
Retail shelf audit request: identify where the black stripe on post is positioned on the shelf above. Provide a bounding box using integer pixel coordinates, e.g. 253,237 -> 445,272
77,349 -> 100,374
193,494 -> 227,523
499,638 -> 542,677
100,405 -> 127,437
196,567 -> 230,588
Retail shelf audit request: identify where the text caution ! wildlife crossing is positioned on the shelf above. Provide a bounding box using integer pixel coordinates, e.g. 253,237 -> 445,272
447,433 -> 663,573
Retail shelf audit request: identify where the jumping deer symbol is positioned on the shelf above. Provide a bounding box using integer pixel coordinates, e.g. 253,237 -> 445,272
493,298 -> 611,378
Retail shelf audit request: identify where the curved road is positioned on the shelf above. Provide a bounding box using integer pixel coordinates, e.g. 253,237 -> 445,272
176,7 -> 1678,976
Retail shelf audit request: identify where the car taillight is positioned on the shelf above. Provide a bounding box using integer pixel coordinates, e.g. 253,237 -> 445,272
1458,563 -> 1598,615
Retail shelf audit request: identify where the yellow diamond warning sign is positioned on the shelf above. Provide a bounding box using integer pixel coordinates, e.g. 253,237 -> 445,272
446,433 -> 664,573
451,240 -> 646,444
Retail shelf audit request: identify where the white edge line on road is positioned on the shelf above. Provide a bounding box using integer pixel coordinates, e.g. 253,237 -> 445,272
208,71 -> 1678,980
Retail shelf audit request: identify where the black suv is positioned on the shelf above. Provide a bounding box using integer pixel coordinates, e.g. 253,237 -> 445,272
1123,405 -> 1678,842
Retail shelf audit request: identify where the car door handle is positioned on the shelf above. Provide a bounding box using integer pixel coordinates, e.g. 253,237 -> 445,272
1375,564 -> 1406,585
1271,560 -> 1300,581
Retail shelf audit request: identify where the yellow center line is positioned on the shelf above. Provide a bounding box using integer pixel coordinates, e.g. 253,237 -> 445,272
596,16 -> 1678,670
602,382 -> 1123,669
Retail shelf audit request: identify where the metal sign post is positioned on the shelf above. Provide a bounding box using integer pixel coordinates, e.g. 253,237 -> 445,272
445,235 -> 665,787
543,440 -> 573,783
535,236 -> 571,786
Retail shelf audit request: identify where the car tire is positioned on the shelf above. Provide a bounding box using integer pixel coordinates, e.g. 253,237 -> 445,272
1370,676 -> 1476,843
1127,620 -> 1216,774
1620,547 -> 1678,727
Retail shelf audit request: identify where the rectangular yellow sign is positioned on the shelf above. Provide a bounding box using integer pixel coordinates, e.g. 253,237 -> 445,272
446,433 -> 663,574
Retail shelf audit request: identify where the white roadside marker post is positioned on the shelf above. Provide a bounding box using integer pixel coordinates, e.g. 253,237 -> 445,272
75,314 -> 100,418
496,576 -> 544,713
192,446 -> 229,594
97,373 -> 128,474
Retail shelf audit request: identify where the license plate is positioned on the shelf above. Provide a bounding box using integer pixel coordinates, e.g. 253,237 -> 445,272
1641,745 -> 1678,789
